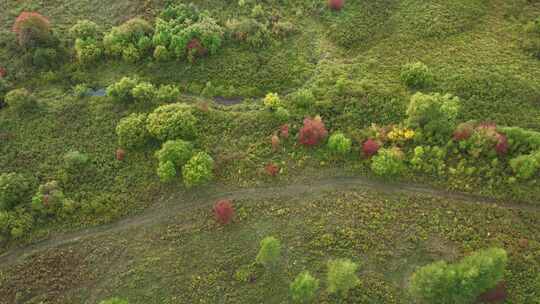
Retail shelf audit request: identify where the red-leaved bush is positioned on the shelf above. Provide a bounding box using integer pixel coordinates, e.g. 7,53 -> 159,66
495,133 -> 508,156
298,116 -> 328,147
265,163 -> 279,176
328,0 -> 345,10
187,38 -> 208,57
213,200 -> 234,225
116,148 -> 126,161
453,122 -> 474,141
362,139 -> 380,158
0,67 -> 6,78
12,12 -> 51,48
280,124 -> 289,139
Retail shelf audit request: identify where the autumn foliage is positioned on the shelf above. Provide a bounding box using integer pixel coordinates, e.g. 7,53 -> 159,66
280,124 -> 289,139
265,163 -> 279,176
298,116 -> 328,147
12,12 -> 52,48
0,67 -> 6,78
115,148 -> 126,161
213,200 -> 234,225
328,0 -> 345,10
362,139 -> 380,158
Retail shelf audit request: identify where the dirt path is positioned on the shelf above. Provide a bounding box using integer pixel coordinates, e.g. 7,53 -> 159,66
1,175 -> 538,267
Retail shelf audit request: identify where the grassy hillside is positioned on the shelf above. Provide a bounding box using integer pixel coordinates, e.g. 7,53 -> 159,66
1,0 -> 540,303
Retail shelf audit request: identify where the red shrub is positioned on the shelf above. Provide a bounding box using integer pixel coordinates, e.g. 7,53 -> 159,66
328,0 -> 345,10
12,12 -> 51,48
0,67 -> 6,78
280,124 -> 289,139
271,134 -> 280,152
453,122 -> 474,141
495,133 -> 508,156
116,148 -> 126,161
187,38 -> 208,57
298,116 -> 328,147
265,163 -> 279,176
476,281 -> 507,303
362,139 -> 380,158
213,200 -> 234,225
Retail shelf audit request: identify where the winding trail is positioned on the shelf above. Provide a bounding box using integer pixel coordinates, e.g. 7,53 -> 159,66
1,175 -> 538,267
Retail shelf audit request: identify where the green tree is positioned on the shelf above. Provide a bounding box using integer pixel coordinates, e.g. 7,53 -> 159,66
327,132 -> 352,155
256,236 -> 281,269
290,271 -> 319,303
327,259 -> 360,297
181,152 -> 214,188
116,113 -> 150,149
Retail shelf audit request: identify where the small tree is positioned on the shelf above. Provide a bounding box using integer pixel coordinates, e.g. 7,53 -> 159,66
256,236 -> 281,269
213,200 -> 234,225
327,132 -> 352,155
12,12 -> 52,49
298,116 -> 328,147
290,271 -> 319,303
327,259 -> 360,297
182,152 -> 214,188
116,113 -> 150,149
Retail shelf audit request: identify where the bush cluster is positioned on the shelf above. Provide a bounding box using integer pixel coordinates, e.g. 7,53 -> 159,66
104,18 -> 153,62
31,181 -> 75,217
154,140 -> 194,182
70,20 -> 103,65
107,77 -> 180,104
146,103 -> 198,141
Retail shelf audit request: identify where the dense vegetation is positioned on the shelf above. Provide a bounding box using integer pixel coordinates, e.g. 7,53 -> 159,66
1,0 -> 540,303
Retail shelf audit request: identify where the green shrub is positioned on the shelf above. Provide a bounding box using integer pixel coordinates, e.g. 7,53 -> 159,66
147,103 -> 198,141
5,88 -> 37,114
0,173 -> 32,211
63,151 -> 90,174
153,45 -> 170,61
274,107 -> 290,123
225,17 -> 271,48
290,271 -> 319,303
156,85 -> 181,103
510,151 -> 540,180
291,88 -> 315,109
153,4 -> 224,60
327,259 -> 360,297
400,62 -> 433,88
370,148 -> 405,177
116,113 -> 150,149
409,248 -> 507,304
70,20 -> 101,40
263,92 -> 282,110
327,132 -> 352,155
155,140 -> 194,168
131,82 -> 156,102
410,145 -> 447,176
157,161 -> 177,182
31,181 -> 75,217
256,236 -> 281,269
74,38 -> 102,65
106,77 -> 138,103
32,47 -> 57,68
406,92 -> 460,143
104,18 -> 153,60
0,209 -> 34,240
181,152 -> 214,188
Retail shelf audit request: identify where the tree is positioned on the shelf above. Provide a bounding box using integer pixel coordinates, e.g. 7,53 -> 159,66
256,236 -> 281,269
116,113 -> 150,149
290,271 -> 319,303
12,12 -> 52,49
147,103 -> 198,141
327,259 -> 360,297
181,152 -> 214,188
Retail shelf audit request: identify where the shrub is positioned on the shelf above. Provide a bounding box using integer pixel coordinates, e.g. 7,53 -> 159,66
328,0 -> 345,11
213,200 -> 234,225
406,92 -> 460,143
298,116 -> 328,147
225,17 -> 271,48
153,4 -> 224,60
12,12 -> 52,49
116,113 -> 150,149
327,259 -> 360,297
70,20 -> 100,40
106,77 -> 138,103
131,82 -> 156,102
31,181 -> 74,217
256,236 -> 281,268
0,173 -> 32,211
370,147 -> 405,177
182,152 -> 214,188
290,271 -> 319,304
156,85 -> 181,103
265,163 -> 279,176
0,209 -> 34,240
327,132 -> 352,155
362,139 -> 380,158
510,151 -> 540,180
153,45 -> 170,61
4,88 -> 37,114
147,103 -> 198,141
410,146 -> 447,176
155,140 -> 194,168
74,37 -> 102,65
157,161 -> 177,182
400,62 -> 433,89
453,121 -> 475,141
291,88 -> 315,109
263,92 -> 282,110
409,248 -> 507,304
104,18 -> 153,60
63,151 -> 90,173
